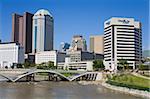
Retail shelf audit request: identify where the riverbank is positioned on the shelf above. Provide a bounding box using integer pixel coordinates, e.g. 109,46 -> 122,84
102,82 -> 150,99
107,73 -> 150,91
78,81 -> 150,99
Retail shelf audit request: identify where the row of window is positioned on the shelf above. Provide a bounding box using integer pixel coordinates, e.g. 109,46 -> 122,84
117,30 -> 135,33
104,34 -> 111,39
104,43 -> 111,47
104,29 -> 112,33
104,58 -> 142,61
117,27 -> 134,30
104,25 -> 134,30
104,37 -> 111,41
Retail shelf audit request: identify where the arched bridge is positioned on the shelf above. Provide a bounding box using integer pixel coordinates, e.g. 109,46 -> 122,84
70,72 -> 102,81
0,73 -> 14,82
0,69 -> 103,82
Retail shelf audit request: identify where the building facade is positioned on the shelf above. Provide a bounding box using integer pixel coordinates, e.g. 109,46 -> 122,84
90,35 -> 104,54
35,50 -> 66,66
57,57 -> 93,71
104,17 -> 142,71
0,42 -> 24,68
67,51 -> 94,62
70,35 -> 87,51
67,50 -> 103,62
25,53 -> 35,64
32,9 -> 54,53
12,13 -> 22,43
12,12 -> 33,54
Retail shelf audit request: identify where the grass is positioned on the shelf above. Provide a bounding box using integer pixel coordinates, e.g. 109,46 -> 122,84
36,73 -> 48,76
107,73 -> 150,91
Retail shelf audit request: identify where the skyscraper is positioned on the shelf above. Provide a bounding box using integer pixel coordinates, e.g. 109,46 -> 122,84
104,17 -> 142,71
12,13 -> 22,43
90,35 -> 104,54
12,12 -> 33,54
70,35 -> 87,51
32,9 -> 54,53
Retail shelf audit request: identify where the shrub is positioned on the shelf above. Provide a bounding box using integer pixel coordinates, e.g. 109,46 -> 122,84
106,80 -> 150,92
139,64 -> 149,70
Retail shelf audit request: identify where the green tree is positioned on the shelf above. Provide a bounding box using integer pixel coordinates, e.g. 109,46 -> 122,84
23,61 -> 35,68
37,61 -> 55,70
93,59 -> 104,71
118,59 -> 129,70
47,61 -> 55,69
23,61 -> 30,68
139,64 -> 144,70
16,63 -> 23,68
37,62 -> 47,69
11,65 -> 14,69
139,63 -> 149,70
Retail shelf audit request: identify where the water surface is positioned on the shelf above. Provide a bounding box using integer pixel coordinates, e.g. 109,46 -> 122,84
0,82 -> 142,99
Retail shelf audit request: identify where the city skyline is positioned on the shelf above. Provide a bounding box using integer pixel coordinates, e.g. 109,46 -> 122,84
0,0 -> 149,50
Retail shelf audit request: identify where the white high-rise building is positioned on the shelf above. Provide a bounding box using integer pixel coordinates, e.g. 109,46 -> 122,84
104,17 -> 142,71
0,42 -> 24,68
32,9 -> 53,53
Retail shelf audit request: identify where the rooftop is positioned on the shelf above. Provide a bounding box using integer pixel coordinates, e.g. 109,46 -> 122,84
34,9 -> 53,17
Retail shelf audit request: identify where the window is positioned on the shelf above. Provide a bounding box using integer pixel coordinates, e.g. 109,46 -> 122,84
35,19 -> 37,24
34,26 -> 37,49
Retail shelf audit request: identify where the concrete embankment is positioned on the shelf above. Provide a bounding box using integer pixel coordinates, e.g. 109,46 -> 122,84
78,81 -> 150,99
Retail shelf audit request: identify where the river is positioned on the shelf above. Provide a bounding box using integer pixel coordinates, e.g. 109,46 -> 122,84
0,82 -> 142,99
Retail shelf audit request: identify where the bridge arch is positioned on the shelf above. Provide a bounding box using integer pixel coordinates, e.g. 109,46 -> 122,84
0,73 -> 14,82
70,72 -> 100,81
14,70 -> 70,82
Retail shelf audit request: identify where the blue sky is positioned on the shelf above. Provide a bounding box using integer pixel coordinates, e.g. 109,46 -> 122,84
0,0 -> 149,50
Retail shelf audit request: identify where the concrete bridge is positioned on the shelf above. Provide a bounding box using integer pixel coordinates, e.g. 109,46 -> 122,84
0,69 -> 103,82
0,69 -> 85,75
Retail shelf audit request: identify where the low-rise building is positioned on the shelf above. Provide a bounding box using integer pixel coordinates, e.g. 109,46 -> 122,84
66,50 -> 103,62
0,42 -> 24,68
35,50 -> 66,66
57,57 -> 93,71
